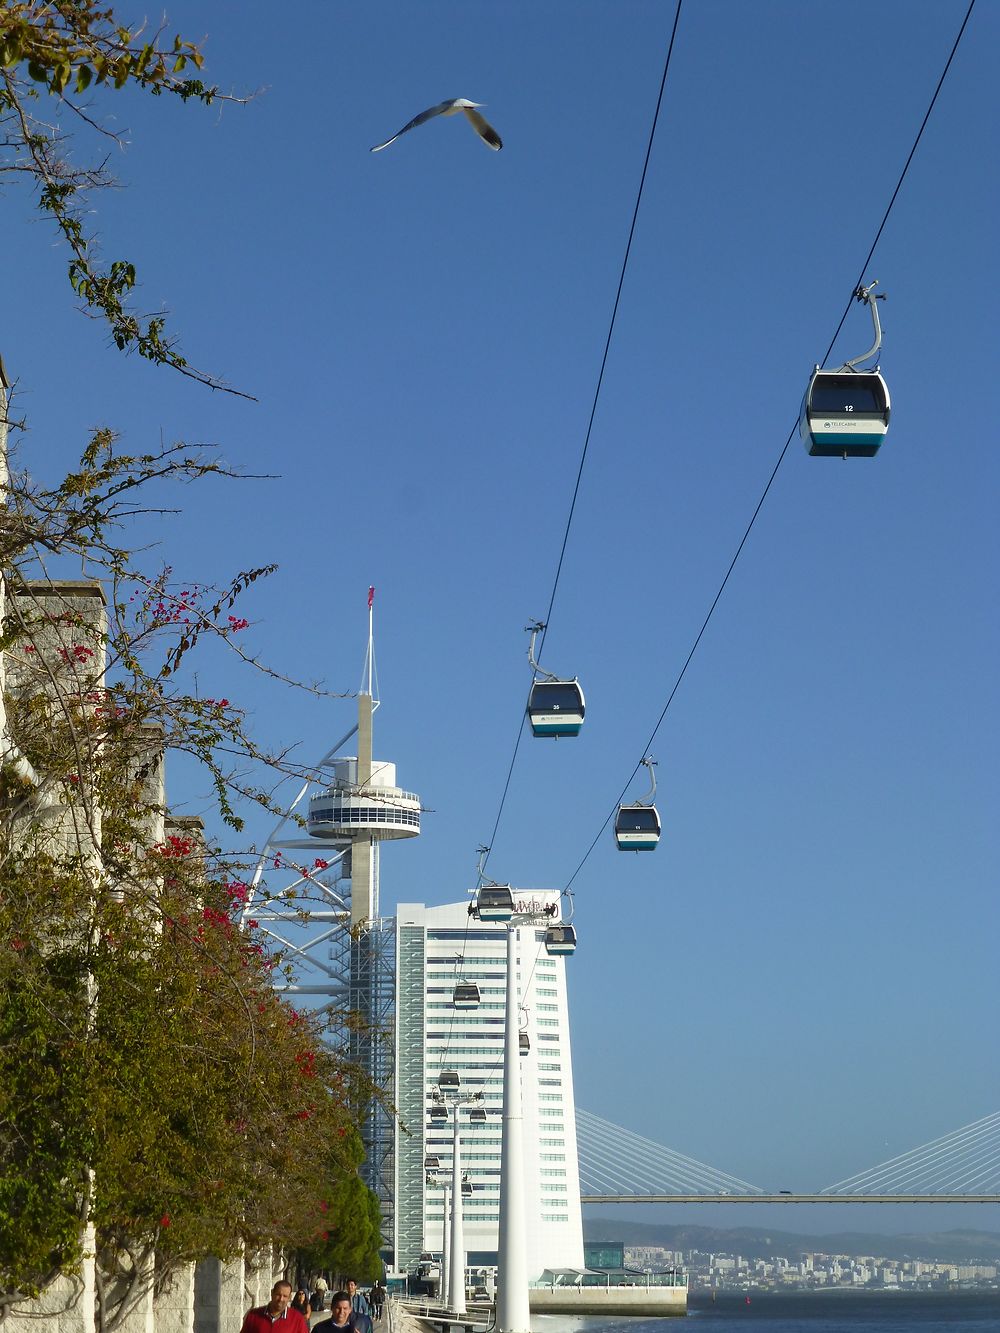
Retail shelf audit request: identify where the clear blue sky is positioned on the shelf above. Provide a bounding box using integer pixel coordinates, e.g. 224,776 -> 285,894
4,1 -> 997,1236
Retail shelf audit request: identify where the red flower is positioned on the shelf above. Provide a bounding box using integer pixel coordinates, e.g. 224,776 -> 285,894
160,1214 -> 171,1228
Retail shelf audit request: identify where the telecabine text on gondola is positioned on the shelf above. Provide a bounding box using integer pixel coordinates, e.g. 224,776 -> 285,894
525,620 -> 585,737
801,281 -> 891,458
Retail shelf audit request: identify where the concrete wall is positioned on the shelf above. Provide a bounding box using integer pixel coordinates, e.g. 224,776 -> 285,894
528,1285 -> 687,1316
4,1273 -> 92,1333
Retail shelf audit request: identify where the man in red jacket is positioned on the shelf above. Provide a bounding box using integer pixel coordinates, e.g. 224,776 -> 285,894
240,1281 -> 309,1333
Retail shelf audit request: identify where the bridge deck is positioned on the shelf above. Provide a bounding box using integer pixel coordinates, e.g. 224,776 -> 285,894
580,1193 -> 1000,1204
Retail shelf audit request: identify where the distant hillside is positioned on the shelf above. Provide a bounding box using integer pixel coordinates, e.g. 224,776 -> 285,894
583,1218 -> 1000,1265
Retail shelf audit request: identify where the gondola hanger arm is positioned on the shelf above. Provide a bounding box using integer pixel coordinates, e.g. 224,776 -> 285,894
838,280 -> 886,372
639,755 -> 658,806
525,619 -> 560,682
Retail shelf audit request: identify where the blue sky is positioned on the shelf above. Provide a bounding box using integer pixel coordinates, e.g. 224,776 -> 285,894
3,1 -> 997,1235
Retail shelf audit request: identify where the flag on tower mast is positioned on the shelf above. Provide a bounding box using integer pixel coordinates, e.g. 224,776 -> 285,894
368,585 -> 375,609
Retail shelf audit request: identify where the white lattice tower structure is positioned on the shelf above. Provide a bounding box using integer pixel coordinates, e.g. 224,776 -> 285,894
240,594 -> 420,1252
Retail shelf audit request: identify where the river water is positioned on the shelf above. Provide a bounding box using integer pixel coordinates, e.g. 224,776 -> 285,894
534,1291 -> 1000,1329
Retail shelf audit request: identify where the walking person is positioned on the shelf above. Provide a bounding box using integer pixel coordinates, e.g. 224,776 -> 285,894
345,1281 -> 369,1321
240,1282 -> 309,1333
312,1278 -> 328,1313
368,1282 -> 385,1323
290,1290 -> 312,1321
313,1291 -> 371,1333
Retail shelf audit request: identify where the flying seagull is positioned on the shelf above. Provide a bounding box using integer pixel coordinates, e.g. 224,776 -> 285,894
371,98 -> 503,153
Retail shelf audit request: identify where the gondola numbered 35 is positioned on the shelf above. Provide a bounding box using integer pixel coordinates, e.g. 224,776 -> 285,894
801,281 -> 891,458
472,883 -> 515,921
525,620 -> 586,738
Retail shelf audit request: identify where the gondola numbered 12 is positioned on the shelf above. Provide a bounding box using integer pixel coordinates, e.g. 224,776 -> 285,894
801,281 -> 891,458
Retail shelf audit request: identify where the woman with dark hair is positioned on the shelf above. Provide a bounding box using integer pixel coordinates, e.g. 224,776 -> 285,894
291,1290 -> 312,1320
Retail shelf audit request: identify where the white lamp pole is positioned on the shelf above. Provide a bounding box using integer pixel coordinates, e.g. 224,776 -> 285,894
441,1180 -> 451,1305
497,922 -> 530,1333
448,1105 -> 467,1314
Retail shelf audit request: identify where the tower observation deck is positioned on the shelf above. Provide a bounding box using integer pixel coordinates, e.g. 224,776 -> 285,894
308,758 -> 421,842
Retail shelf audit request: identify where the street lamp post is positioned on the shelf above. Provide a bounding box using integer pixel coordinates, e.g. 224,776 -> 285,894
497,920 -> 531,1333
448,1102 -> 466,1314
424,1173 -> 450,1303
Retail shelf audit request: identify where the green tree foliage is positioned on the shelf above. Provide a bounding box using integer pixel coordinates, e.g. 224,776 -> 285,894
296,1129 -> 384,1285
0,820 -> 370,1309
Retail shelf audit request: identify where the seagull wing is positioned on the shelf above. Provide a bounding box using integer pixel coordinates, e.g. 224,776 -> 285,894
462,106 -> 503,151
370,100 -> 460,152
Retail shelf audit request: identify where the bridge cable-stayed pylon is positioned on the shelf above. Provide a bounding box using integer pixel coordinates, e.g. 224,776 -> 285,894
576,1107 -> 766,1199
821,1111 -> 1000,1197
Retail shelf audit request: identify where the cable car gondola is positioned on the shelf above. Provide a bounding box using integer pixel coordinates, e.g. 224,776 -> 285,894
469,1105 -> 487,1124
544,924 -> 577,956
438,1069 -> 460,1091
474,883 -> 515,921
429,1104 -> 447,1122
425,1155 -> 440,1169
525,621 -> 585,738
453,981 -> 481,1008
519,1032 -> 530,1055
615,756 -> 661,852
527,679 -> 586,737
615,805 -> 661,851
801,282 -> 891,458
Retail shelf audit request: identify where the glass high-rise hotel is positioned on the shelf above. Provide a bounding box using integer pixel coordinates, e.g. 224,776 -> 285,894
393,894 -> 584,1276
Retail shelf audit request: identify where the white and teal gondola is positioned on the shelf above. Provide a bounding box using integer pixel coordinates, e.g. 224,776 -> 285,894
614,804 -> 661,852
800,369 -> 890,457
544,924 -> 577,956
527,678 -> 586,737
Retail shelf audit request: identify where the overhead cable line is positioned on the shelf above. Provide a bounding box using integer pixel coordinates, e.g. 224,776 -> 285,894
480,0 -> 686,882
564,0 -> 978,891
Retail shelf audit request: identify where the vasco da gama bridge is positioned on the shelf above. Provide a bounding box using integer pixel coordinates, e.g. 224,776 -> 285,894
576,1108 -> 1000,1204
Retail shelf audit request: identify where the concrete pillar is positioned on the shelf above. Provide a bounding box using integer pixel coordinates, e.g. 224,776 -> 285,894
193,1255 -> 245,1333
153,1263 -> 196,1333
